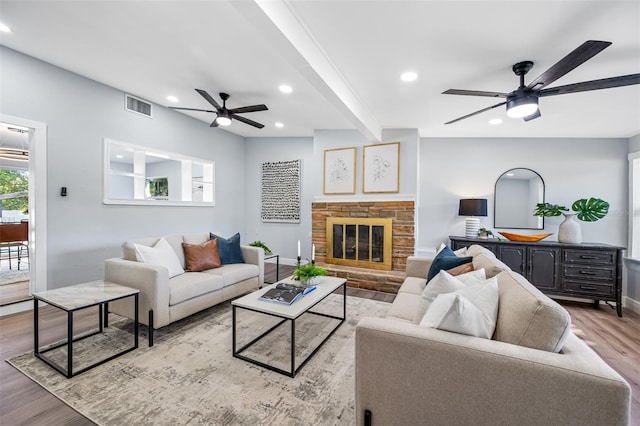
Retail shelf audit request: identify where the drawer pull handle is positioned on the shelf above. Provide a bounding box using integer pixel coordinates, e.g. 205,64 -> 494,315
580,255 -> 598,259
579,270 -> 598,275
580,285 -> 598,291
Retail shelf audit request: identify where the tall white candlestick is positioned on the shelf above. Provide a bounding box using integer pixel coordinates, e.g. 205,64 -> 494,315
297,240 -> 301,257
312,244 -> 315,261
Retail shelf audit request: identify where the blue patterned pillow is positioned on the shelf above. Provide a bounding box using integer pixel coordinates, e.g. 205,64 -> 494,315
209,232 -> 245,264
427,246 -> 472,282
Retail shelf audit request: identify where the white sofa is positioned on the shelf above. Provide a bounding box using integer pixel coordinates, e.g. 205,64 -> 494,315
104,232 -> 264,345
355,245 -> 631,425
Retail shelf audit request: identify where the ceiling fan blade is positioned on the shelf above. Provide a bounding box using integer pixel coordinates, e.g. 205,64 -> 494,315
526,40 -> 612,91
523,109 -> 541,122
228,104 -> 269,114
444,101 -> 507,125
209,119 -> 219,128
442,89 -> 509,98
168,106 -> 217,113
230,114 -> 265,129
539,73 -> 640,97
195,89 -> 222,110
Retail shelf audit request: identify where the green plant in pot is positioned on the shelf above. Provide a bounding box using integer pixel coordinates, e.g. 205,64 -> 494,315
248,240 -> 272,255
533,197 -> 609,244
292,261 -> 327,285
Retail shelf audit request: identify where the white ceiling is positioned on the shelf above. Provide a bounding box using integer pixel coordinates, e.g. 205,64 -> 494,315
0,0 -> 639,140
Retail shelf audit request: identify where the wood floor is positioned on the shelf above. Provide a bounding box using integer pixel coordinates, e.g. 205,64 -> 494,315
1,264 -> 638,425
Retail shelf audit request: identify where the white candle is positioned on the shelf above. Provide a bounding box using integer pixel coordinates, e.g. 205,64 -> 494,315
297,240 -> 301,257
312,244 -> 315,261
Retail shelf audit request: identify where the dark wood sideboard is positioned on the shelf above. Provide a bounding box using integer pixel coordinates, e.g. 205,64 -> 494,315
449,236 -> 625,317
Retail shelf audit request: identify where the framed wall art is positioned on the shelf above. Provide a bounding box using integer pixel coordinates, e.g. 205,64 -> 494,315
261,159 -> 301,223
323,147 -> 356,194
363,142 -> 400,193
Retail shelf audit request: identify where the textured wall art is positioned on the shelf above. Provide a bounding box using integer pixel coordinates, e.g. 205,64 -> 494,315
261,159 -> 301,223
323,147 -> 356,194
363,142 -> 400,193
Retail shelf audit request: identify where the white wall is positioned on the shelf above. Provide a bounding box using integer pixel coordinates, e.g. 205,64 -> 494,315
0,46 -> 247,288
417,137 -> 629,254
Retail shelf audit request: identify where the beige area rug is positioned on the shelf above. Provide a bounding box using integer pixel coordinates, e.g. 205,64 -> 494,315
0,267 -> 29,286
7,294 -> 390,425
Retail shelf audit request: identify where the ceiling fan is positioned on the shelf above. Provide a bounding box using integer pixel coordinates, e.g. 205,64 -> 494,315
443,40 -> 640,124
169,89 -> 268,128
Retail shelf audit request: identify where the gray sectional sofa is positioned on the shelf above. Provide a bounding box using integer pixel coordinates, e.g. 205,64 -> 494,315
355,244 -> 631,425
104,232 -> 264,345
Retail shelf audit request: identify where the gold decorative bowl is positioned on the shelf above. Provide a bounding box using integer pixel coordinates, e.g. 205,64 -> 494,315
498,232 -> 553,242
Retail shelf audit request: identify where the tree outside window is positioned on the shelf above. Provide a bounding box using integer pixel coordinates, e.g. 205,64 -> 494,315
0,169 -> 29,214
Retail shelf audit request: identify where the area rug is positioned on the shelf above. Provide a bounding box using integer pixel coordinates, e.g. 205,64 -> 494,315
7,294 -> 390,425
0,267 -> 29,286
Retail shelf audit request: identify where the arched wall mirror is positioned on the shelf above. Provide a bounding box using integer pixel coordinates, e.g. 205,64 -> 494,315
494,168 -> 544,229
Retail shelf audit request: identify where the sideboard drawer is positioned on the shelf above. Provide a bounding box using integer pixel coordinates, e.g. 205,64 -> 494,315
562,265 -> 614,281
563,249 -> 615,265
562,280 -> 614,297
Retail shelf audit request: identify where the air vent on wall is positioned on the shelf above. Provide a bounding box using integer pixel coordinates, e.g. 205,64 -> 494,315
125,94 -> 152,118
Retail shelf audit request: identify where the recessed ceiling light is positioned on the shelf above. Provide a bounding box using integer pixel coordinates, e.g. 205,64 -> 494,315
279,85 -> 293,94
275,122 -> 284,128
0,23 -> 12,33
167,95 -> 179,103
489,118 -> 503,125
400,71 -> 418,82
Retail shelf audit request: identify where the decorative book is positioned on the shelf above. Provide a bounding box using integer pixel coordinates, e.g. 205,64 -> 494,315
260,282 -> 317,305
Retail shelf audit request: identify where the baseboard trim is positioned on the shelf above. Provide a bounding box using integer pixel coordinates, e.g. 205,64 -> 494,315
623,296 -> 640,314
0,299 -> 32,317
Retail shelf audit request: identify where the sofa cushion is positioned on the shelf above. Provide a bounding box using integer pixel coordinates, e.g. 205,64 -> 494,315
493,270 -> 571,352
427,246 -> 472,282
205,263 -> 259,287
134,237 -> 184,278
182,239 -> 221,272
398,276 -> 427,295
210,232 -> 245,264
419,276 -> 499,339
169,272 -> 224,306
386,292 -> 422,322
472,253 -> 508,278
412,268 -> 487,324
122,237 -> 160,261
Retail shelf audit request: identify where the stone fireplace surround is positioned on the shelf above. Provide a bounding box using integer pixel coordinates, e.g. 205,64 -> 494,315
311,200 -> 415,293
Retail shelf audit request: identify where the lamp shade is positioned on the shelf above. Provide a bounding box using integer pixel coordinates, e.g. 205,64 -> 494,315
459,199 -> 488,217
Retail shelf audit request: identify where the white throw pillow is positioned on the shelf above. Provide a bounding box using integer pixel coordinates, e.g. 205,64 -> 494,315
134,237 -> 185,278
412,268 -> 486,324
419,276 -> 499,339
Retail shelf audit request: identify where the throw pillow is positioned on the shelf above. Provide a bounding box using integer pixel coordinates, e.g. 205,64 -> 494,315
411,268 -> 486,324
419,276 -> 499,339
427,246 -> 472,282
209,232 -> 245,264
182,239 -> 221,272
436,242 -> 468,257
446,262 -> 474,276
134,237 -> 185,278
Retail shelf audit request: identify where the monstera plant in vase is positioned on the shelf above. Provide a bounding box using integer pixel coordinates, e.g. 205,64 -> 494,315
533,198 -> 609,243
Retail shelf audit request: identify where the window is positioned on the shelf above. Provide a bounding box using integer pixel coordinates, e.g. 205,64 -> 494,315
629,152 -> 640,258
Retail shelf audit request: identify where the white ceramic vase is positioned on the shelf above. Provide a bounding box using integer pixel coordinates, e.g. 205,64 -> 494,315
558,213 -> 582,244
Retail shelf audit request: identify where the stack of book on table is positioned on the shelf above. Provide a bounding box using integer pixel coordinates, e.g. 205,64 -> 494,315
260,282 -> 317,305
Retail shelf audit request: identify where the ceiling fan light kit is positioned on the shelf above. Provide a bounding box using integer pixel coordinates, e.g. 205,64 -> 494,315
506,94 -> 539,118
443,40 -> 640,124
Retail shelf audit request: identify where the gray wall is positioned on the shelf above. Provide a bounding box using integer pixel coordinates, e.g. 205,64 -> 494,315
0,46 -> 247,289
418,137 -> 629,253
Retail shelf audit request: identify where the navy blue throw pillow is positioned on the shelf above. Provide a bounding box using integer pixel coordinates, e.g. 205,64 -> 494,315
209,232 -> 245,264
427,246 -> 472,282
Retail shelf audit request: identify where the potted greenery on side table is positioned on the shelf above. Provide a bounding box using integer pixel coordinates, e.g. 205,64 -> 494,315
533,197 -> 609,243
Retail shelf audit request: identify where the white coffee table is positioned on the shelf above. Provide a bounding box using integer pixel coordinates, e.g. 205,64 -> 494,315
232,276 -> 346,377
33,280 -> 139,378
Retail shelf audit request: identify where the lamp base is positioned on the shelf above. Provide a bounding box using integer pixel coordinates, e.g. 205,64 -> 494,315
465,217 -> 480,239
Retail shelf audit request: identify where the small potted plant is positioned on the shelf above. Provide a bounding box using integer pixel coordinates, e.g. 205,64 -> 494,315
478,228 -> 494,240
292,260 -> 327,285
248,240 -> 272,255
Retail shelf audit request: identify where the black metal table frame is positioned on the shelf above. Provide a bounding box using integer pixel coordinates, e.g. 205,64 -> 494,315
33,293 -> 139,378
232,282 -> 346,378
263,253 -> 280,284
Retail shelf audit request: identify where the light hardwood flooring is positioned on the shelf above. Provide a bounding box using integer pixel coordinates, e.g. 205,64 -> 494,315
0,263 -> 638,425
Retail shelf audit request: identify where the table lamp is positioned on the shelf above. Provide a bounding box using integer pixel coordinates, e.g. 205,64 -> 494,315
459,198 -> 488,239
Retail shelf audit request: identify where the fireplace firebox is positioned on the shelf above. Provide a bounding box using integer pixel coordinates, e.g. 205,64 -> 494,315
326,217 -> 392,270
